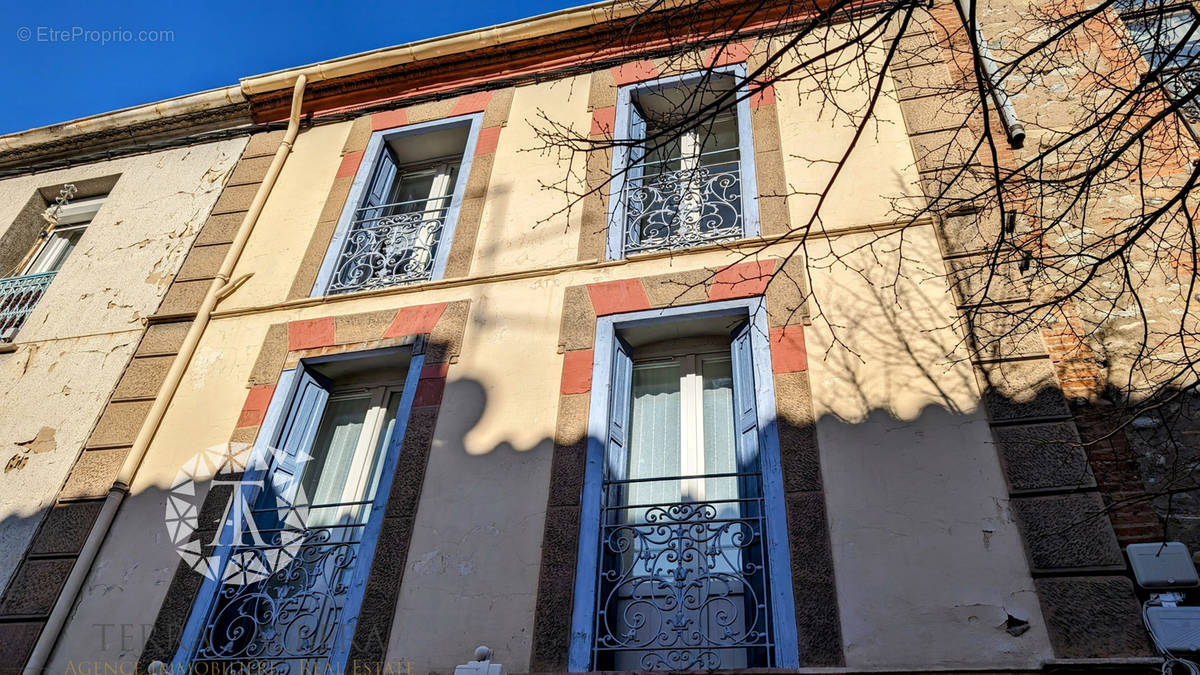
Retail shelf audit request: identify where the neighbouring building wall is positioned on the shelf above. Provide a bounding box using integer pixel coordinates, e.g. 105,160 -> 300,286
0,137 -> 246,600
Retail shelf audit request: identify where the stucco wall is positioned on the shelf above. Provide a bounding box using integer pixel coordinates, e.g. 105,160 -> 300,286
0,137 -> 246,593
806,225 -> 1054,668
42,49 -> 1045,674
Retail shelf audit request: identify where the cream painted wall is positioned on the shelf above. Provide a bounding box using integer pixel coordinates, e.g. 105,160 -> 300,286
773,39 -> 926,233
805,224 -> 1054,668
0,138 -> 246,593
469,77 -> 590,277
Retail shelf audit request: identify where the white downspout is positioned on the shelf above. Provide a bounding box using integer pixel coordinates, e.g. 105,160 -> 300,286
21,74 -> 308,675
957,0 -> 1026,148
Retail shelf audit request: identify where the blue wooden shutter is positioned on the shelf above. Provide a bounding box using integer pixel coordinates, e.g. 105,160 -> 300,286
624,103 -> 648,251
730,320 -> 761,477
361,146 -> 399,222
605,337 -> 634,487
268,366 -> 331,505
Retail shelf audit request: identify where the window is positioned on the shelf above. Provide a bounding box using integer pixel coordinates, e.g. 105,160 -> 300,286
608,67 -> 759,259
314,115 -> 482,295
1119,1 -> 1200,119
570,301 -> 797,671
0,194 -> 103,341
176,349 -> 423,673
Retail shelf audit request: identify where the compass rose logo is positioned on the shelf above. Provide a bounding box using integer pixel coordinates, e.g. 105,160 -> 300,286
166,443 -> 312,584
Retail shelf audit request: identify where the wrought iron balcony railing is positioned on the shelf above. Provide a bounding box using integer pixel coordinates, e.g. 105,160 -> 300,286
594,472 -> 772,671
623,161 -> 743,256
0,271 -> 56,342
327,196 -> 450,294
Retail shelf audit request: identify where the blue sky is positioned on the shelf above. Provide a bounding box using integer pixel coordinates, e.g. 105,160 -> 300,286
0,0 -> 574,135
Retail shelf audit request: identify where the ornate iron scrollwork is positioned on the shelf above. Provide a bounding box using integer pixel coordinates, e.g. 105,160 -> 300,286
624,165 -> 743,255
328,201 -> 447,294
594,500 -> 771,670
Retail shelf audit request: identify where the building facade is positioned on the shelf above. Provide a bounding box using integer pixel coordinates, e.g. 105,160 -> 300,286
0,0 -> 1193,672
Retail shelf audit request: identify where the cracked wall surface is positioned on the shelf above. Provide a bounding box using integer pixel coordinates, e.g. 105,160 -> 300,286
0,137 -> 247,593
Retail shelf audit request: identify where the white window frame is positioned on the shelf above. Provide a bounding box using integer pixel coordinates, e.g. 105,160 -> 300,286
606,64 -> 761,260
310,113 -> 484,296
21,195 -> 103,276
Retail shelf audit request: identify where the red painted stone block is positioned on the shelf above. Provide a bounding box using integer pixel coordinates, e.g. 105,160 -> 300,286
611,60 -> 658,86
336,151 -> 364,178
475,126 -> 502,156
371,109 -> 409,131
591,106 -> 616,136
561,349 -> 595,395
288,317 -> 337,351
770,325 -> 808,373
587,279 -> 651,316
421,362 -> 451,380
750,83 -> 776,109
413,376 -> 445,408
708,260 -> 777,301
450,90 -> 493,116
237,385 -> 276,428
384,303 -> 448,338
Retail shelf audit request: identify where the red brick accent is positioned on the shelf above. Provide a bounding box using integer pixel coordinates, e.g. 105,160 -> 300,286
451,90 -> 493,116
421,362 -> 451,380
708,260 -> 777,301
587,279 -> 651,316
561,349 -> 594,395
769,325 -> 808,373
413,376 -> 445,408
750,82 -> 776,109
611,60 -> 658,86
371,109 -> 409,131
591,106 -> 617,137
236,384 -> 276,428
288,317 -> 336,351
384,302 -> 449,338
474,126 -> 502,156
1074,406 -> 1164,546
707,40 -> 754,68
336,151 -> 364,178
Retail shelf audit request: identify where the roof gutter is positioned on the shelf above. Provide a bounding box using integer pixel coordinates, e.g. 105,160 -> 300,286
0,85 -> 246,157
238,0 -> 660,95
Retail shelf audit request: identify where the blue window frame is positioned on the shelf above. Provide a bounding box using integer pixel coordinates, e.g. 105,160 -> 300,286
1117,1 -> 1200,119
312,113 -> 484,296
174,346 -> 424,673
568,298 -> 798,671
607,65 -> 761,260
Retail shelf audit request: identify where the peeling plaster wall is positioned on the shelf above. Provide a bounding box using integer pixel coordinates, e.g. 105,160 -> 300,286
0,137 -> 247,592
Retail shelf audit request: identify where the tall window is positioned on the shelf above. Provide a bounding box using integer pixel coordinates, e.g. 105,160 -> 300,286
0,194 -> 103,341
317,116 -> 480,295
1119,1 -> 1200,119
609,67 -> 758,259
178,352 -> 420,673
589,318 -> 775,670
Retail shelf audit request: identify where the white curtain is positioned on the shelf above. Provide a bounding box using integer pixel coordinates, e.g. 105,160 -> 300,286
701,358 -> 737,518
301,395 -> 370,527
626,362 -> 681,520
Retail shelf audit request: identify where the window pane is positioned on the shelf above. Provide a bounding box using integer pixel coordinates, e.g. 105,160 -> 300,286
1126,8 -> 1200,69
702,357 -> 738,513
626,362 -> 682,513
300,394 -> 371,526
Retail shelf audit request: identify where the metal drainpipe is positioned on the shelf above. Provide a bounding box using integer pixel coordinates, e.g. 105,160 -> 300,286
957,0 -> 1026,148
21,74 -> 308,675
